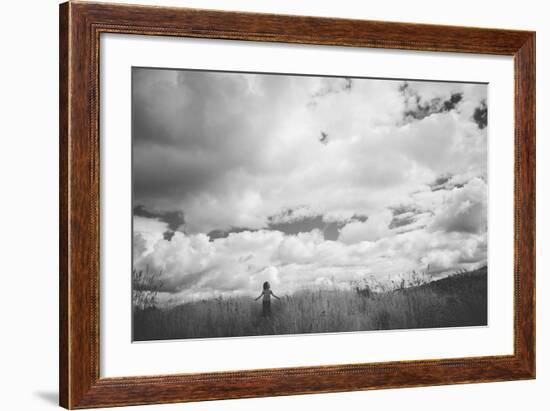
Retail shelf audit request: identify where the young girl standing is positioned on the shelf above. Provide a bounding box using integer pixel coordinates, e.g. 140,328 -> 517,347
255,281 -> 281,316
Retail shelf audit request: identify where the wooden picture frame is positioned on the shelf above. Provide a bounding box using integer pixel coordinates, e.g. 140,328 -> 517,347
59,1 -> 535,408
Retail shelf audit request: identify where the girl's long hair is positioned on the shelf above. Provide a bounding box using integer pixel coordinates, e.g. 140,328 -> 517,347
263,281 -> 270,290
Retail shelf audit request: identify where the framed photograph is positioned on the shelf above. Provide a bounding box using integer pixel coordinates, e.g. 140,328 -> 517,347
59,1 -> 535,409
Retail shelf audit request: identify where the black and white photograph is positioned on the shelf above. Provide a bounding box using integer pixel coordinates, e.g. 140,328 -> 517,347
131,67 -> 488,341
1,0 -> 544,409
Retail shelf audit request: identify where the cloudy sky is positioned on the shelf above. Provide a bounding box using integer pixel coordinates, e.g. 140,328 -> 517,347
132,67 -> 488,302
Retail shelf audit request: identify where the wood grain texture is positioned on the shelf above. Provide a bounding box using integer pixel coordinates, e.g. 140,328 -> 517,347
59,2 -> 69,407
59,1 -> 536,408
514,33 -> 536,374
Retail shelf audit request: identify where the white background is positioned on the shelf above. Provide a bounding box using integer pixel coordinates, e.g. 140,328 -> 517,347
0,0 -> 547,410
102,34 -> 514,377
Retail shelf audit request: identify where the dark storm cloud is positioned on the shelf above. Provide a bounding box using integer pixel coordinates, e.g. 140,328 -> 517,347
390,205 -> 419,216
268,214 -> 326,235
404,92 -> 463,120
442,92 -> 463,111
207,227 -> 252,241
268,213 -> 367,241
428,174 -> 466,192
389,206 -> 425,229
206,217 -> 340,241
473,100 -> 488,129
132,68 -> 279,205
163,231 -> 175,241
206,212 -> 368,242
323,223 -> 340,241
133,205 -> 185,231
389,214 -> 417,229
400,81 -> 463,122
351,214 -> 368,223
133,149 -> 219,201
429,174 -> 452,191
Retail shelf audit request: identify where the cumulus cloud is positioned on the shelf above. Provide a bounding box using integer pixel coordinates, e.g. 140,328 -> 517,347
134,216 -> 168,254
133,218 -> 487,301
339,210 -> 393,243
430,177 -> 487,234
132,68 -> 488,300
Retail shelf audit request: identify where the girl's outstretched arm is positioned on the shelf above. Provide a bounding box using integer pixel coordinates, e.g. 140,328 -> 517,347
254,291 -> 263,301
271,291 -> 281,300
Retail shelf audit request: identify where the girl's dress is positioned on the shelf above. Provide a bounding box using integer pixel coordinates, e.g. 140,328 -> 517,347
262,290 -> 273,316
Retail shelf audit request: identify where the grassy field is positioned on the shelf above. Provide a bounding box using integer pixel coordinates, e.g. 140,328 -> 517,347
133,266 -> 487,341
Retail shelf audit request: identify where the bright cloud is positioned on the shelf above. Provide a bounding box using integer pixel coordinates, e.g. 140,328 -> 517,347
132,68 -> 488,301
339,210 -> 393,243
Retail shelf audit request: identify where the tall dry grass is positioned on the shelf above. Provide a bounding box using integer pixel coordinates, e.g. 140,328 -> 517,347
133,266 -> 487,341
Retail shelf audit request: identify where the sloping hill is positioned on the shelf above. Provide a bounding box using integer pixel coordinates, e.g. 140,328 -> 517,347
133,266 -> 488,341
